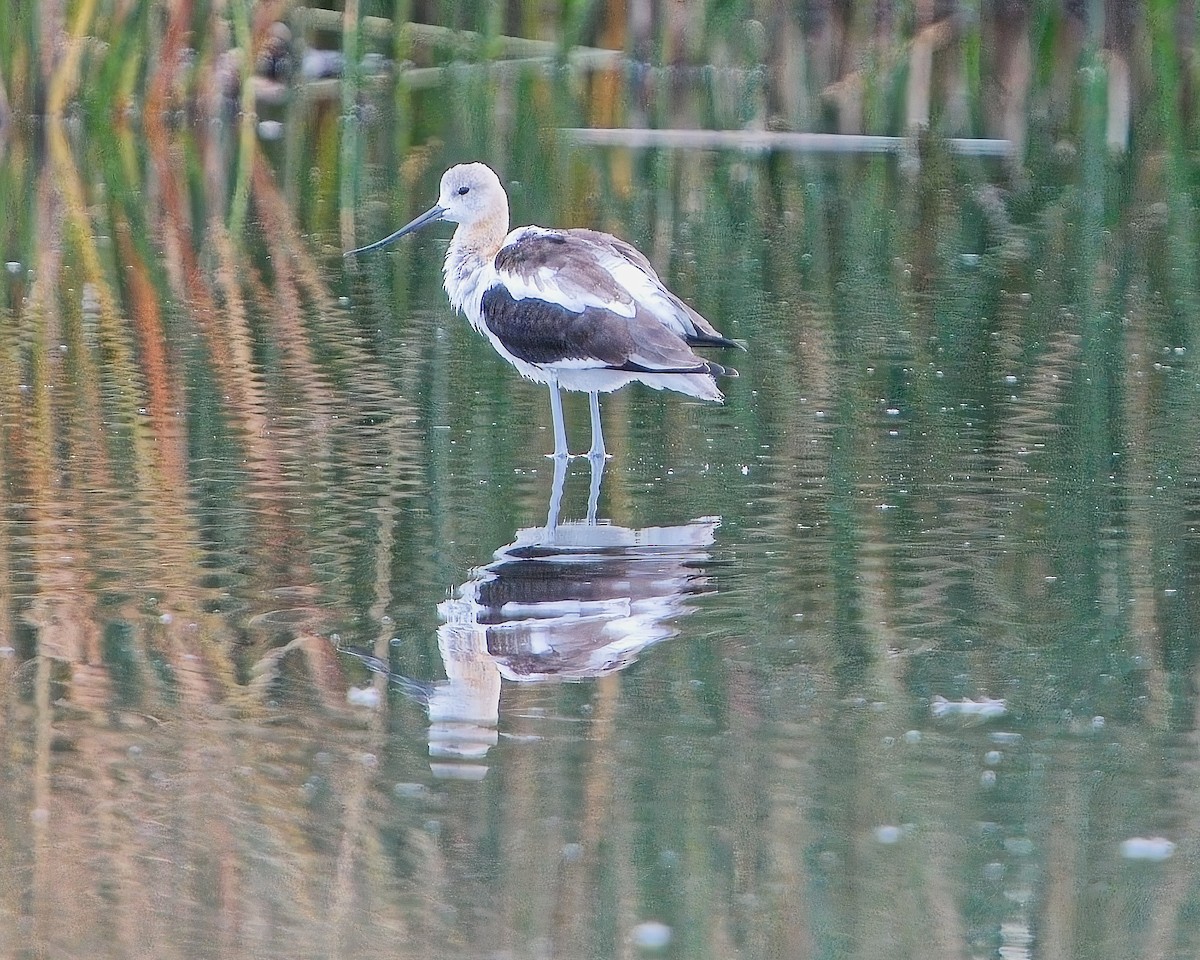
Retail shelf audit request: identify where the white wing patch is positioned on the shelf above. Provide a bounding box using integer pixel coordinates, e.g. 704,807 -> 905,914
599,257 -> 698,338
498,226 -> 710,340
495,227 -> 637,319
500,266 -> 637,319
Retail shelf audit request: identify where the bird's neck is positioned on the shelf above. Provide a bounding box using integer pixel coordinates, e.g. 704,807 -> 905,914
444,209 -> 508,315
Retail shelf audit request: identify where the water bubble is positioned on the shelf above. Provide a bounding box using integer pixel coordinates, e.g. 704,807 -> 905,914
1120,837 -> 1175,861
347,686 -> 381,708
874,825 -> 902,844
903,729 -> 922,744
984,750 -> 1003,765
630,921 -> 673,950
1005,838 -> 1034,856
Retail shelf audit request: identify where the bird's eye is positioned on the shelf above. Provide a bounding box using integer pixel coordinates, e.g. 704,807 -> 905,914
457,186 -> 470,196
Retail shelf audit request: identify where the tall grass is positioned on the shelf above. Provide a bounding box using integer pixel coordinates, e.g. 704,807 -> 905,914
3,2 -> 1195,153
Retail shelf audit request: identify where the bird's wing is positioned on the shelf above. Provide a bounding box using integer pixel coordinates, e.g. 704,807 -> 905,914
494,227 -> 639,318
562,229 -> 741,347
495,227 -> 738,347
478,283 -> 719,376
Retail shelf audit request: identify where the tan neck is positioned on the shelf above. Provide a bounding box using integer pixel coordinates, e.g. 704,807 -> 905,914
450,208 -> 509,259
443,207 -> 509,315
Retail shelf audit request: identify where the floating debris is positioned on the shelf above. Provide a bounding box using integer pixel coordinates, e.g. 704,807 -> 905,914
257,119 -> 285,140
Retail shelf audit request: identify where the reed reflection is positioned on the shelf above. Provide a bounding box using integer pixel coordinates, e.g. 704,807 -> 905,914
348,458 -> 721,779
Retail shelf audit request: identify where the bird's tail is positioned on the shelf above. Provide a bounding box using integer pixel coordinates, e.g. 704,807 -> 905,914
686,332 -> 748,351
636,370 -> 727,402
703,359 -> 739,378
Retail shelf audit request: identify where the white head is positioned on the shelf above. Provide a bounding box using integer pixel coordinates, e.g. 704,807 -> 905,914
434,163 -> 508,226
344,162 -> 509,258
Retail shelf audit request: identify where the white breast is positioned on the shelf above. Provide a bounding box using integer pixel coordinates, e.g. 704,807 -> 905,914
443,244 -> 493,332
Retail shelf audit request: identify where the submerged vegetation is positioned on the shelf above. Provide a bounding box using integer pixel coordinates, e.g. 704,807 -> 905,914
2,1 -> 1200,958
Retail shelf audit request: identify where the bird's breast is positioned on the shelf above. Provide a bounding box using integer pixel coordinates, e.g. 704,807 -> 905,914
443,247 -> 492,330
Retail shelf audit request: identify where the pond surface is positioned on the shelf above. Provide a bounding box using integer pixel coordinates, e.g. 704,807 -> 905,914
3,75 -> 1200,960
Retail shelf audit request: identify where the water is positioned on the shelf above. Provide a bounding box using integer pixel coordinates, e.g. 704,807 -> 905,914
3,81 -> 1200,960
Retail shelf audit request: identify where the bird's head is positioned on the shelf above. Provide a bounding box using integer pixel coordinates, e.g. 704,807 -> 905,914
435,163 -> 507,226
344,162 -> 509,258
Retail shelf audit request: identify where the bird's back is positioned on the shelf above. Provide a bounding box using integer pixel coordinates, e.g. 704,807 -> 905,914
468,225 -> 738,400
494,226 -> 739,349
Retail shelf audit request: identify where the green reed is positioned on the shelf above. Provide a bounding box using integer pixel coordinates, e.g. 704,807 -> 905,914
0,1 -> 1189,154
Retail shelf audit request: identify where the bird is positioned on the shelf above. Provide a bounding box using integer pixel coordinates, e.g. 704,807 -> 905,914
345,162 -> 741,460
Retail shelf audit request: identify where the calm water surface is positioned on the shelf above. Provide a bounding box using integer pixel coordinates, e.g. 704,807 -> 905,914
2,91 -> 1200,959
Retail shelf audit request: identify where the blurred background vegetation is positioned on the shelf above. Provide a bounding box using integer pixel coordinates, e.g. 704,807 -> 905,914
1,0 -> 1194,146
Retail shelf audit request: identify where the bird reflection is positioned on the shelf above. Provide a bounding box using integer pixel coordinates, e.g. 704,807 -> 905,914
344,457 -> 720,779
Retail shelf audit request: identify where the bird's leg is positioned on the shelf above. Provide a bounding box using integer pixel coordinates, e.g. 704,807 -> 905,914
546,450 -> 569,531
547,379 -> 570,460
585,445 -> 607,524
586,391 -> 610,461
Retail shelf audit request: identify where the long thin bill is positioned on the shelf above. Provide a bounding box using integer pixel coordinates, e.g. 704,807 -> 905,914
343,203 -> 447,257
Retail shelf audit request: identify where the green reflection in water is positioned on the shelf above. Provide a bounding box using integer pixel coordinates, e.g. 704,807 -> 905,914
1,57 -> 1200,960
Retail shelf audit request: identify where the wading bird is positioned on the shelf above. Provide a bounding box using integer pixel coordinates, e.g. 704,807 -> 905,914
346,162 -> 741,460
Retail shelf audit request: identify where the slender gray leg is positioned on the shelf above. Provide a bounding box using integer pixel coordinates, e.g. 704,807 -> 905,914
546,451 -> 568,531
547,379 -> 569,459
586,391 -> 609,460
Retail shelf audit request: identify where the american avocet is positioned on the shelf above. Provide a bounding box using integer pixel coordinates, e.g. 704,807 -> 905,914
346,162 -> 741,460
